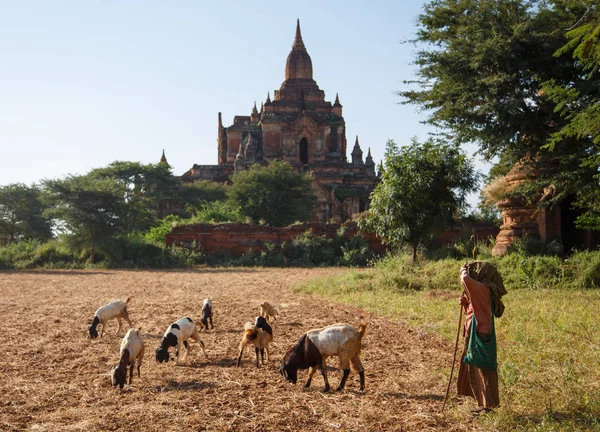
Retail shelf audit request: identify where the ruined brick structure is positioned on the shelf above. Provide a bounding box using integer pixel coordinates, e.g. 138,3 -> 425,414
492,161 -> 599,256
181,20 -> 377,222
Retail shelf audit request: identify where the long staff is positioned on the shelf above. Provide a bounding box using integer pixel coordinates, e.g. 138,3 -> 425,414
441,301 -> 464,413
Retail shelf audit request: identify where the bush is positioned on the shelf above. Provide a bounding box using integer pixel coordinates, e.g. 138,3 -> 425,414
568,251 -> 600,289
32,241 -> 79,268
287,229 -> 338,266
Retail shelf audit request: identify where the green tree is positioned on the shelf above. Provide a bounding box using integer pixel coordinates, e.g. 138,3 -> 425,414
360,139 -> 478,262
0,183 -> 52,243
176,180 -> 229,217
43,175 -> 127,263
228,161 -> 316,227
542,5 -> 600,229
90,161 -> 178,231
401,0 -> 598,229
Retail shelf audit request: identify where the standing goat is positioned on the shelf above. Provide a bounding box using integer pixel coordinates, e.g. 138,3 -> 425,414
259,301 -> 278,323
280,323 -> 367,392
155,317 -> 207,364
200,298 -> 214,330
88,298 -> 132,339
236,316 -> 273,367
111,327 -> 145,389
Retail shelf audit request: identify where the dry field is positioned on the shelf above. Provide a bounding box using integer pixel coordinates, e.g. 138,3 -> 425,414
0,268 -> 479,431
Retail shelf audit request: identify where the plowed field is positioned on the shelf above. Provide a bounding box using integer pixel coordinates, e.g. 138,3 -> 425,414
0,268 -> 478,431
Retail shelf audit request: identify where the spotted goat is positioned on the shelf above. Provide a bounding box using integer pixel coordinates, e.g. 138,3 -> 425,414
280,323 -> 367,392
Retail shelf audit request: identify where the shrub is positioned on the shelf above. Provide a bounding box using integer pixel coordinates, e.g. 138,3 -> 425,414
32,241 -> 79,268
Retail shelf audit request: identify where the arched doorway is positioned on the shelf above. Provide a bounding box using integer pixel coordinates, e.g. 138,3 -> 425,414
299,138 -> 309,165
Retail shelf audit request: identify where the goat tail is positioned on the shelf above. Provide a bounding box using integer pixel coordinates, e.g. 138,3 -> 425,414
125,297 -> 132,304
358,322 -> 368,339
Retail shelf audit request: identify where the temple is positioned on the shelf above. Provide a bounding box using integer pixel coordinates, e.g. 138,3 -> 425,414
181,20 -> 378,222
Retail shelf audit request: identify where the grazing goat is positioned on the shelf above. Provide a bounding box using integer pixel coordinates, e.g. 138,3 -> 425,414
259,301 -> 278,323
280,323 -> 367,392
200,298 -> 214,330
88,298 -> 132,339
155,317 -> 207,364
236,317 -> 273,367
111,327 -> 145,389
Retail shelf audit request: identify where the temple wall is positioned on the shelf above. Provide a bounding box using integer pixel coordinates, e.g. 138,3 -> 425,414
165,221 -> 498,258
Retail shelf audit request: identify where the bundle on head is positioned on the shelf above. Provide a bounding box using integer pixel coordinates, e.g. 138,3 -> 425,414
259,301 -> 278,323
236,316 -> 273,367
111,327 -> 145,389
280,323 -> 367,392
200,298 -> 214,330
155,317 -> 207,365
88,297 -> 132,339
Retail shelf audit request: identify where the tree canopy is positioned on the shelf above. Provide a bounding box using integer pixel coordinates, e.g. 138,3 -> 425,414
401,0 -> 599,229
43,175 -> 128,262
0,183 -> 52,244
228,161 -> 317,227
359,139 -> 478,262
90,161 -> 178,231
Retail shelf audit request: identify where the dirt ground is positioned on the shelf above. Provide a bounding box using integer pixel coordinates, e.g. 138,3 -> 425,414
0,268 -> 479,431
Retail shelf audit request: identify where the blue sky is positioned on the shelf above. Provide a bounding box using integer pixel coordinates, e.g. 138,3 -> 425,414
1,0 -> 489,207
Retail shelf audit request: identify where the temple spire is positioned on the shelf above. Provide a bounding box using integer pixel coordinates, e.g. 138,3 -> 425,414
159,149 -> 168,165
266,92 -> 272,104
293,19 -> 305,49
351,136 -> 364,166
334,93 -> 341,106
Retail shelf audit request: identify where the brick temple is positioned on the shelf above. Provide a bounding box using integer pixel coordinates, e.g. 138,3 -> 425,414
181,20 -> 378,223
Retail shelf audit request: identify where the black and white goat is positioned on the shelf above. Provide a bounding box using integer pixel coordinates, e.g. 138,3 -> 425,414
236,316 -> 273,367
155,317 -> 207,364
111,327 -> 145,389
88,298 -> 132,339
200,298 -> 214,330
280,323 -> 367,392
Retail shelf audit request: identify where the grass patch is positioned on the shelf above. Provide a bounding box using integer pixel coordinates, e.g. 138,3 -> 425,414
294,253 -> 600,431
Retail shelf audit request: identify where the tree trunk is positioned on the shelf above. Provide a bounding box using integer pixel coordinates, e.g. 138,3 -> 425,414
89,245 -> 96,263
412,246 -> 417,263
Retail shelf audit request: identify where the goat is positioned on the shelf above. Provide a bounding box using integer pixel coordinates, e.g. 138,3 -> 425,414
280,323 -> 367,392
155,317 -> 207,364
111,327 -> 145,389
88,298 -> 132,339
200,298 -> 214,330
236,316 -> 273,367
259,301 -> 278,323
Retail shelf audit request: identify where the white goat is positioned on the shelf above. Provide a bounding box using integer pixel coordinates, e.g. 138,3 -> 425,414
155,317 -> 207,364
111,327 -> 145,389
88,298 -> 132,339
280,323 -> 367,392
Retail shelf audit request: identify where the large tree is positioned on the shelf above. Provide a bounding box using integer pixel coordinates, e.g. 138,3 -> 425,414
228,161 -> 316,227
542,5 -> 600,229
43,175 -> 127,262
0,183 -> 52,243
360,139 -> 478,262
90,161 -> 178,230
401,0 -> 598,227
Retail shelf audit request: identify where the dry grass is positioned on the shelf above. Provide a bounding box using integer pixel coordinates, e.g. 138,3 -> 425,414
0,268 -> 482,431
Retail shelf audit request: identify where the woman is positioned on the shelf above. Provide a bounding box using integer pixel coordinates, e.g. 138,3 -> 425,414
457,261 -> 506,415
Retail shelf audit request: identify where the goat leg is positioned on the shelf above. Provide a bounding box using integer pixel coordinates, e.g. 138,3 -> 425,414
337,369 -> 350,391
129,361 -> 135,385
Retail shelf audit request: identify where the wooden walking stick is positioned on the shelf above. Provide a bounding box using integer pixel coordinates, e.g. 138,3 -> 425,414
441,300 -> 464,413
